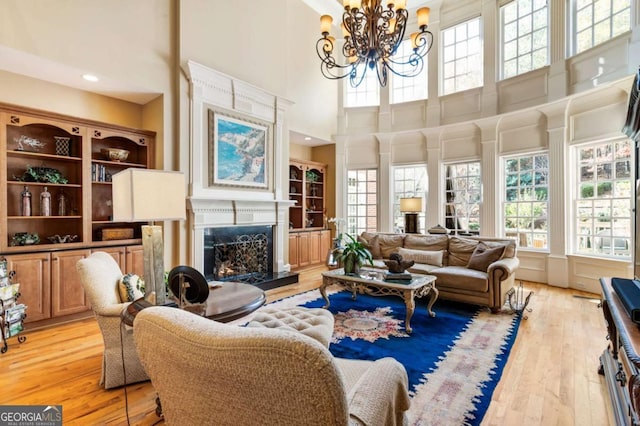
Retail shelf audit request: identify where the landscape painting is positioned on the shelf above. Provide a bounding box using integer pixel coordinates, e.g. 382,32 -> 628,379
209,110 -> 269,188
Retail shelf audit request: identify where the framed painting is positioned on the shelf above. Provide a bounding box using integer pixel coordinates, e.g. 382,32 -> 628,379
208,109 -> 270,189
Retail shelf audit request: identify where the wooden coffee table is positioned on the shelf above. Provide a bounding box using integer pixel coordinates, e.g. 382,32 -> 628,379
320,268 -> 438,334
204,281 -> 266,322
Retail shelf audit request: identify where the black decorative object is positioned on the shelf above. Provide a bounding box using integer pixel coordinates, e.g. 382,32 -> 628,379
168,265 -> 209,304
384,252 -> 414,273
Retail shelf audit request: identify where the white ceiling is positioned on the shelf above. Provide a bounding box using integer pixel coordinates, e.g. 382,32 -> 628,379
0,44 -> 159,105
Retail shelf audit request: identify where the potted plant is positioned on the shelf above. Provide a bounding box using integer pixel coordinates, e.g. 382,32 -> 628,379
335,233 -> 373,275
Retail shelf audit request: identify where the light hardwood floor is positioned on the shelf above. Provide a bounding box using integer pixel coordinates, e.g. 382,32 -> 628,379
0,265 -> 612,425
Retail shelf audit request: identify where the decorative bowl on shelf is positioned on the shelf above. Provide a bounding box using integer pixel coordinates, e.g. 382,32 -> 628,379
10,232 -> 40,246
47,234 -> 78,244
101,148 -> 130,162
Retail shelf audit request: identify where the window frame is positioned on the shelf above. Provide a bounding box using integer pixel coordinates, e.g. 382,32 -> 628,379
499,0 -> 550,80
343,66 -> 381,108
570,0 -> 632,56
501,151 -> 550,250
346,168 -> 378,235
440,16 -> 484,96
392,165 -> 428,233
572,138 -> 633,259
443,161 -> 482,235
389,39 -> 429,104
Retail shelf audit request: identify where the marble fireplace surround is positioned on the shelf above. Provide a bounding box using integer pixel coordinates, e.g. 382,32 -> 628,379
185,60 -> 294,277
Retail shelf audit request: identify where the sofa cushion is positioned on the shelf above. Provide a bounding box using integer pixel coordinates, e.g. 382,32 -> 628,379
431,266 -> 488,292
406,263 -> 441,274
357,234 -> 382,259
118,273 -> 145,302
397,247 -> 444,267
403,234 -> 449,251
376,234 -> 405,259
448,236 -> 479,266
480,239 -> 516,259
466,242 -> 506,272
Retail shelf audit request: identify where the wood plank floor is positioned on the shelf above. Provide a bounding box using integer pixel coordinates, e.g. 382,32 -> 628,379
0,265 -> 612,425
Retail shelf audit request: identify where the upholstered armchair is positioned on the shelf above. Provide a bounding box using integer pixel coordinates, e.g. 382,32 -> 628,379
76,251 -> 149,389
134,306 -> 411,426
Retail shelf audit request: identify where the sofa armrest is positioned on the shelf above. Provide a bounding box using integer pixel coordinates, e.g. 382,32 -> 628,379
94,301 -> 130,318
488,257 -> 519,279
347,357 -> 410,426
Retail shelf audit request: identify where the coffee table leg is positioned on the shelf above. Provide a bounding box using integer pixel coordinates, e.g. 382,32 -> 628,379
426,286 -> 439,318
320,280 -> 331,309
403,291 -> 415,334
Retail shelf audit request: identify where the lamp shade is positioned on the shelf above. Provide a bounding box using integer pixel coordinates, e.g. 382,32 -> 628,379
400,197 -> 422,213
112,169 -> 186,222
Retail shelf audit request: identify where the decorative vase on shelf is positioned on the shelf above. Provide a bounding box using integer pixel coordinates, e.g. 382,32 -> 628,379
40,186 -> 51,216
20,186 -> 32,216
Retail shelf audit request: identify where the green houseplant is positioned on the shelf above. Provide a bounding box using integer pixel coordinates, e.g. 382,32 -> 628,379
336,233 -> 373,275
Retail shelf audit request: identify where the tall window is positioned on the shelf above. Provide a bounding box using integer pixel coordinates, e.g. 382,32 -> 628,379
344,67 -> 380,108
500,0 -> 549,80
444,162 -> 481,234
573,0 -> 631,55
441,17 -> 483,95
393,166 -> 428,233
390,40 -> 428,104
503,153 -> 549,249
347,169 -> 378,235
575,140 -> 632,257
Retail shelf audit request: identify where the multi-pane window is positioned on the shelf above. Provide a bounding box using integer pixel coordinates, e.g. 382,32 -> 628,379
500,0 -> 549,80
575,140 -> 632,257
344,67 -> 380,108
441,17 -> 483,95
444,162 -> 481,234
390,40 -> 428,104
346,169 -> 378,235
573,0 -> 631,55
503,154 -> 549,249
393,166 -> 428,233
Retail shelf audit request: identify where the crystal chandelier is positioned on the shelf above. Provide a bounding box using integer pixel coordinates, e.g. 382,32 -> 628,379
316,0 -> 433,88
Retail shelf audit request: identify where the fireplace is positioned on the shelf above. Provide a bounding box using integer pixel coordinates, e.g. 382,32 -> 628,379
203,225 -> 297,290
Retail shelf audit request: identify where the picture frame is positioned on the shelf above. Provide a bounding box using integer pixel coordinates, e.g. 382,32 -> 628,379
208,109 -> 270,189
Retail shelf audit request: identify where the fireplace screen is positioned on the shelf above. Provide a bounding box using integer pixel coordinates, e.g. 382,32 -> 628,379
203,225 -> 273,283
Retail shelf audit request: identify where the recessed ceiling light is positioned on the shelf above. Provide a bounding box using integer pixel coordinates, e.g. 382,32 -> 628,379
304,137 -> 312,141
82,74 -> 99,82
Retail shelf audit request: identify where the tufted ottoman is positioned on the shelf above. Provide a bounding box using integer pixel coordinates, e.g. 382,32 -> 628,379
247,307 -> 335,347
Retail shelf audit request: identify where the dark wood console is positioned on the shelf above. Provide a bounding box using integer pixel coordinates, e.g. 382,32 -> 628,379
599,277 -> 640,425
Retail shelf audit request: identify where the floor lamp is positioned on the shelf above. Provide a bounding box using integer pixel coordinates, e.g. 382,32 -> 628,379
112,169 -> 186,306
400,197 -> 422,234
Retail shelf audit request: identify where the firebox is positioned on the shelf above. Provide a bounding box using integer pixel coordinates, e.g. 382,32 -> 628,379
203,225 -> 297,290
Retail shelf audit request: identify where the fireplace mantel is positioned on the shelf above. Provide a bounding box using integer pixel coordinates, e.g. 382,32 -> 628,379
185,60 -> 295,277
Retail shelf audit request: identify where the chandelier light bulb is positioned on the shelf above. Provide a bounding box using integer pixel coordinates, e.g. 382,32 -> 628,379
417,7 -> 430,27
395,0 -> 406,10
320,15 -> 333,34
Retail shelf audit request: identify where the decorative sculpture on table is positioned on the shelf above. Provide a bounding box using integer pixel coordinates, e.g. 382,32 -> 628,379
384,253 -> 414,273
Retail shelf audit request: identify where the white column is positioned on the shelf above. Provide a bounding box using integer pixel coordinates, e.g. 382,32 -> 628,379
478,117 -> 500,236
376,134 -> 393,232
480,0 -> 498,117
548,0 -> 568,100
334,135 -> 348,222
425,130 -> 441,229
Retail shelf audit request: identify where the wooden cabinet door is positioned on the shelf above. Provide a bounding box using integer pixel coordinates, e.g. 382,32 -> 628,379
320,230 -> 331,262
95,246 -> 126,272
298,232 -> 310,267
51,249 -> 91,317
308,231 -> 321,264
288,234 -> 299,269
125,245 -> 144,276
5,252 -> 51,323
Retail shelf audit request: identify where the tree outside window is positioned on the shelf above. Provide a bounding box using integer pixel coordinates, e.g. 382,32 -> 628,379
503,153 -> 549,248
575,140 -> 632,257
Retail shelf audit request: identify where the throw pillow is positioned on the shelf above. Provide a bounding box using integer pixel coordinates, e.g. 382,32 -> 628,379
397,247 -> 444,267
357,234 -> 382,259
466,242 -> 506,272
118,273 -> 145,303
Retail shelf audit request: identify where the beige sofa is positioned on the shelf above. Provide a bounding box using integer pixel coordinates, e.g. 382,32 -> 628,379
359,232 -> 519,312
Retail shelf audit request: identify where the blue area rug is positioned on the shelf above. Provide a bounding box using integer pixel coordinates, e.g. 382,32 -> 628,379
265,288 -> 521,425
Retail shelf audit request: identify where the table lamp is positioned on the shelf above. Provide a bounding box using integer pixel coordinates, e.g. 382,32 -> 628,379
112,169 -> 186,305
400,197 -> 422,234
